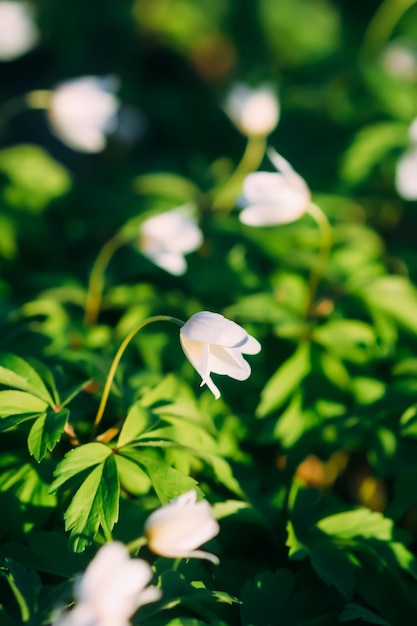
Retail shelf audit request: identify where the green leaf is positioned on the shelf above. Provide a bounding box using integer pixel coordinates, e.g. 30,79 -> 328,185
256,342 -> 311,417
0,144 -> 71,212
286,521 -> 309,560
340,122 -> 407,185
120,447 -> 199,504
134,172 -> 200,200
0,558 -> 41,623
359,276 -> 417,336
0,353 -> 54,403
313,319 -> 377,364
317,509 -> 394,541
64,455 -> 119,552
0,390 -> 49,416
114,454 -> 152,496
117,402 -> 150,448
0,452 -> 56,534
339,603 -> 390,625
240,569 -> 295,626
27,408 -> 69,462
50,443 -> 112,493
308,538 -> 356,600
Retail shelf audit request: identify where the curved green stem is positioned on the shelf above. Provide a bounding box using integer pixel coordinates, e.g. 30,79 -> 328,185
361,0 -> 417,59
61,378 -> 95,408
0,90 -> 51,133
305,203 -> 332,317
84,234 -> 128,327
92,315 -> 184,437
212,134 -> 267,211
126,535 -> 147,556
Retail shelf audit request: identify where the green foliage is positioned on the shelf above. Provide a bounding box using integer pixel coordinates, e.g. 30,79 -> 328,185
0,144 -> 71,213
2,0 -> 417,623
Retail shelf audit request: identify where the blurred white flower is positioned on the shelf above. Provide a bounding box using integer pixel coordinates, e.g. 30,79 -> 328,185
54,542 -> 161,626
139,206 -> 203,275
224,83 -> 280,137
396,118 -> 417,200
381,39 -> 417,81
180,311 -> 261,399
145,490 -> 220,564
239,148 -> 311,226
48,76 -> 120,153
0,1 -> 39,61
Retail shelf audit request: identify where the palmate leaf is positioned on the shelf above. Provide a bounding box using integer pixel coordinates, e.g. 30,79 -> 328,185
64,455 -> 120,552
119,447 -> 199,504
0,390 -> 49,417
50,443 -> 119,551
50,443 -> 111,492
0,353 -> 54,404
27,408 -> 69,462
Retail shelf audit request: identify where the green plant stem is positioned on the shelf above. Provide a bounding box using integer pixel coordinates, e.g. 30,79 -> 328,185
83,234 -> 127,327
126,535 -> 147,556
60,378 -> 95,408
0,90 -> 51,134
361,0 -> 417,58
0,566 -> 30,622
212,134 -> 267,211
92,315 -> 184,438
305,203 -> 332,318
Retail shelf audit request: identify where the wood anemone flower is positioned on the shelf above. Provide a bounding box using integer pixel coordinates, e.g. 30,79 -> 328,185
239,148 -> 311,226
139,206 -> 203,276
180,311 -> 261,399
145,490 -> 220,564
54,542 -> 161,626
48,76 -> 120,153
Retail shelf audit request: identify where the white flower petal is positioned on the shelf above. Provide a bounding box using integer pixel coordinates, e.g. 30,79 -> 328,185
224,83 -> 279,136
145,491 -> 220,562
396,146 -> 417,200
180,312 -> 247,347
180,335 -> 210,379
0,1 -> 39,61
242,172 -> 290,203
208,345 -> 251,381
55,542 -> 160,626
48,76 -> 119,153
139,208 -> 202,275
180,311 -> 261,398
239,149 -> 310,227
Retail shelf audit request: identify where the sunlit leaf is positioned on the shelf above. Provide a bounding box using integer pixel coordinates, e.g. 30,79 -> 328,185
64,455 -> 119,552
27,408 -> 69,462
0,390 -> 49,417
0,144 -> 71,212
0,353 -> 54,404
256,342 -> 311,417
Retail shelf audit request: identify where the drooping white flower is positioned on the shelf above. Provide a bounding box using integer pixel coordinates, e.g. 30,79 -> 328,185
381,39 -> 417,81
48,76 -> 120,153
179,311 -> 261,399
396,118 -> 417,200
54,542 -> 161,626
139,206 -> 203,275
224,83 -> 280,137
0,1 -> 39,61
145,490 -> 220,564
239,148 -> 311,226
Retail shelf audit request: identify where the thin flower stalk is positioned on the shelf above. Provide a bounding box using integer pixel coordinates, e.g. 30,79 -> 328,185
92,316 -> 184,438
305,203 -> 333,318
83,234 -> 127,327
